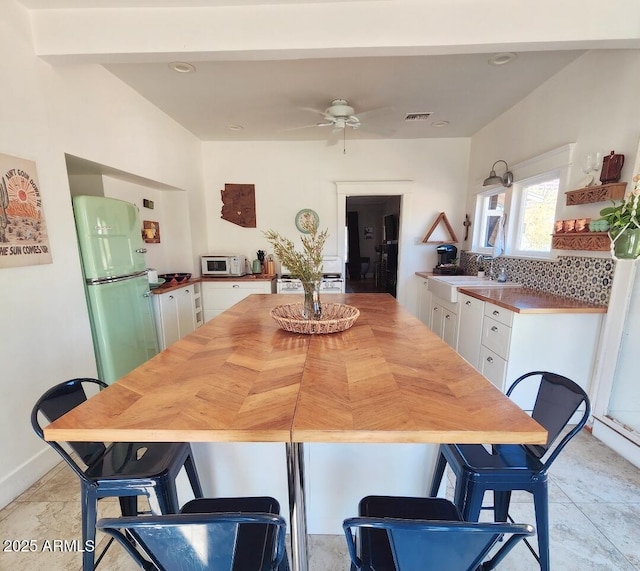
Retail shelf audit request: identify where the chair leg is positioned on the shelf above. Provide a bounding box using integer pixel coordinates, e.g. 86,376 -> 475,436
533,483 -> 550,571
461,483 -> 485,522
119,495 -> 138,516
429,448 -> 447,497
494,491 -> 511,522
154,476 -> 181,514
184,452 -> 203,499
80,486 -> 98,571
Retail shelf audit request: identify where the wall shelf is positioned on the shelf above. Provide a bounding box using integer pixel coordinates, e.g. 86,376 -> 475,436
565,182 -> 627,206
552,232 -> 610,251
422,212 -> 459,243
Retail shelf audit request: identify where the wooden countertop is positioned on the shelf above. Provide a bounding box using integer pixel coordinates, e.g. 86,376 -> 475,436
457,286 -> 607,314
44,293 -> 546,446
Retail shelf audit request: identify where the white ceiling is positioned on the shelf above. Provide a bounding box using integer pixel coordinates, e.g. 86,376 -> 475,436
18,0 -> 640,143
103,51 -> 583,141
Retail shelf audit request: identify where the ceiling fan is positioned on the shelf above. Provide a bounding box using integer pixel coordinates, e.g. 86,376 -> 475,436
306,99 -> 362,131
292,99 -> 392,149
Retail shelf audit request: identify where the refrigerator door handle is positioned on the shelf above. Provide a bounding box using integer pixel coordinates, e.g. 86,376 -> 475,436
136,248 -> 148,253
86,270 -> 148,285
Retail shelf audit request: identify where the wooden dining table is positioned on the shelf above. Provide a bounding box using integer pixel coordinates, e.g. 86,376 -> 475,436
44,293 -> 547,571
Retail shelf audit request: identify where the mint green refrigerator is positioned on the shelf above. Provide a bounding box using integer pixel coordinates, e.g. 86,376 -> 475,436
73,195 -> 159,384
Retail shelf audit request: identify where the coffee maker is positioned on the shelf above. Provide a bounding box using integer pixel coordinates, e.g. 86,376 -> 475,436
434,244 -> 458,275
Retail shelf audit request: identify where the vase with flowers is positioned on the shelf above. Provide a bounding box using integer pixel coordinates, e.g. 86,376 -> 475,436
264,218 -> 328,319
597,174 -> 640,259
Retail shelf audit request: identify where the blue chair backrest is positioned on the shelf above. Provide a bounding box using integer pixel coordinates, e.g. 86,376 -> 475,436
99,512 -> 287,571
343,517 -> 534,571
507,371 -> 590,462
31,378 -> 109,479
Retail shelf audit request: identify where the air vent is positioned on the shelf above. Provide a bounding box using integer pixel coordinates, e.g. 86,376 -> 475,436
404,112 -> 432,122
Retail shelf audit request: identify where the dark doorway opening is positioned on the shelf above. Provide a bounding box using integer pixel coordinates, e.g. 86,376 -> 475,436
345,195 -> 401,296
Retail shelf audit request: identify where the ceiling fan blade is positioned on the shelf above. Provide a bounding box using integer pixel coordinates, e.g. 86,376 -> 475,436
353,105 -> 393,121
300,107 -> 333,121
281,123 -> 325,132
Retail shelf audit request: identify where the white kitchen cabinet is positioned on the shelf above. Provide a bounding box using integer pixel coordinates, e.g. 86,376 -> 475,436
416,277 -> 432,327
428,294 -> 458,348
457,292 -> 485,368
476,301 -> 603,411
202,279 -> 275,322
152,283 -> 197,349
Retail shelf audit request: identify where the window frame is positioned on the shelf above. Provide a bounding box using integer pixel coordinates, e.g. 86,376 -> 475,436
508,169 -> 561,259
473,187 -> 508,256
472,145 -> 574,259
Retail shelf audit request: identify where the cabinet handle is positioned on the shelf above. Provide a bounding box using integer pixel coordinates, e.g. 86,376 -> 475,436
486,356 -> 494,363
491,326 -> 498,332
433,306 -> 438,311
169,295 -> 174,300
466,301 -> 471,306
493,310 -> 500,316
185,289 -> 190,293
445,314 -> 451,319
233,284 -> 240,288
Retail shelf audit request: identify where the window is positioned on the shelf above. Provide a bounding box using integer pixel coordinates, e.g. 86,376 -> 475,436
475,189 -> 505,254
512,173 -> 559,256
474,171 -> 559,257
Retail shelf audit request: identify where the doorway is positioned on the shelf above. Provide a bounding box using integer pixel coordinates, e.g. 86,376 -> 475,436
345,195 -> 401,296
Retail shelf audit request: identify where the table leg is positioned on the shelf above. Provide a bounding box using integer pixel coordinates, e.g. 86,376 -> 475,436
286,442 -> 308,571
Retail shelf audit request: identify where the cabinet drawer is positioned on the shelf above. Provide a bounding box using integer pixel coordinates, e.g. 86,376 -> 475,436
484,303 -> 513,327
478,346 -> 507,391
481,317 -> 511,359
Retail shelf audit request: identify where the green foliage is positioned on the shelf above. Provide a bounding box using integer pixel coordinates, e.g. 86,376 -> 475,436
598,193 -> 640,235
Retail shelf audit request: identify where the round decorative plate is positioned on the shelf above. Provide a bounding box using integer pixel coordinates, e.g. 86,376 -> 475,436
295,209 -> 319,233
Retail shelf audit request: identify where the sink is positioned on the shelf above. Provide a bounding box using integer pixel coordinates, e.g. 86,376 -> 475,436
428,275 -> 522,303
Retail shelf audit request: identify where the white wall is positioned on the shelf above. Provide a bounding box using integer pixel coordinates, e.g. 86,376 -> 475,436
202,138 -> 470,310
466,50 -> 640,222
0,0 -> 205,508
101,176 -> 194,275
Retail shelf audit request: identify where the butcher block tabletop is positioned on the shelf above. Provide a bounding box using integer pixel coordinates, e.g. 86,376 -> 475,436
45,293 -> 546,446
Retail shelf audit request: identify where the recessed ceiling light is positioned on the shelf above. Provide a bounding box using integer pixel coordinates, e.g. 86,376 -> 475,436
488,52 -> 516,66
168,61 -> 196,73
432,120 -> 449,128
226,124 -> 244,131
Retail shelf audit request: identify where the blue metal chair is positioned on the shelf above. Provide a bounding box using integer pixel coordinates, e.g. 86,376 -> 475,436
98,496 -> 289,571
343,495 -> 534,570
429,371 -> 591,571
31,378 -> 203,570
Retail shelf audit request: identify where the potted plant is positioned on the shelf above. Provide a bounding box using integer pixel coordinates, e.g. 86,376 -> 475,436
597,174 -> 640,259
264,218 -> 328,319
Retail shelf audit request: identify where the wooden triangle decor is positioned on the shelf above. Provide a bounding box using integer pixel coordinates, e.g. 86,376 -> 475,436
422,212 -> 459,243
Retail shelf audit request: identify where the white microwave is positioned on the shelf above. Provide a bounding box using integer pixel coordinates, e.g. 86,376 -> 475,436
201,255 -> 247,277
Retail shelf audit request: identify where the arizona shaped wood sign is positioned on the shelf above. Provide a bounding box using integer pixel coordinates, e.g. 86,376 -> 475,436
221,183 -> 256,228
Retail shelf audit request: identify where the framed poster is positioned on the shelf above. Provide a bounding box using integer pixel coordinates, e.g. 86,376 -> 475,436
0,153 -> 52,268
142,220 -> 160,243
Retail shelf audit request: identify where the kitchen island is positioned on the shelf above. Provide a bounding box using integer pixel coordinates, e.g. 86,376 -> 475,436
45,293 -> 546,571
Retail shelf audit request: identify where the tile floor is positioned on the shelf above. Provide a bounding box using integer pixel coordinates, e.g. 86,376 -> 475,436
0,430 -> 638,570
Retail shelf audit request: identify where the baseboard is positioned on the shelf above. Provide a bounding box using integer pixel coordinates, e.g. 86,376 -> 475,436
0,447 -> 60,510
592,416 -> 640,469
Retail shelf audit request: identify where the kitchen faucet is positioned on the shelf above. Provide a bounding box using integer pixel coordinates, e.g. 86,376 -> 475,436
477,254 -> 495,279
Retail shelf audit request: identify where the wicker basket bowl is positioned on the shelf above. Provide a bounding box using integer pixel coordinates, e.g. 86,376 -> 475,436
270,303 -> 360,335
